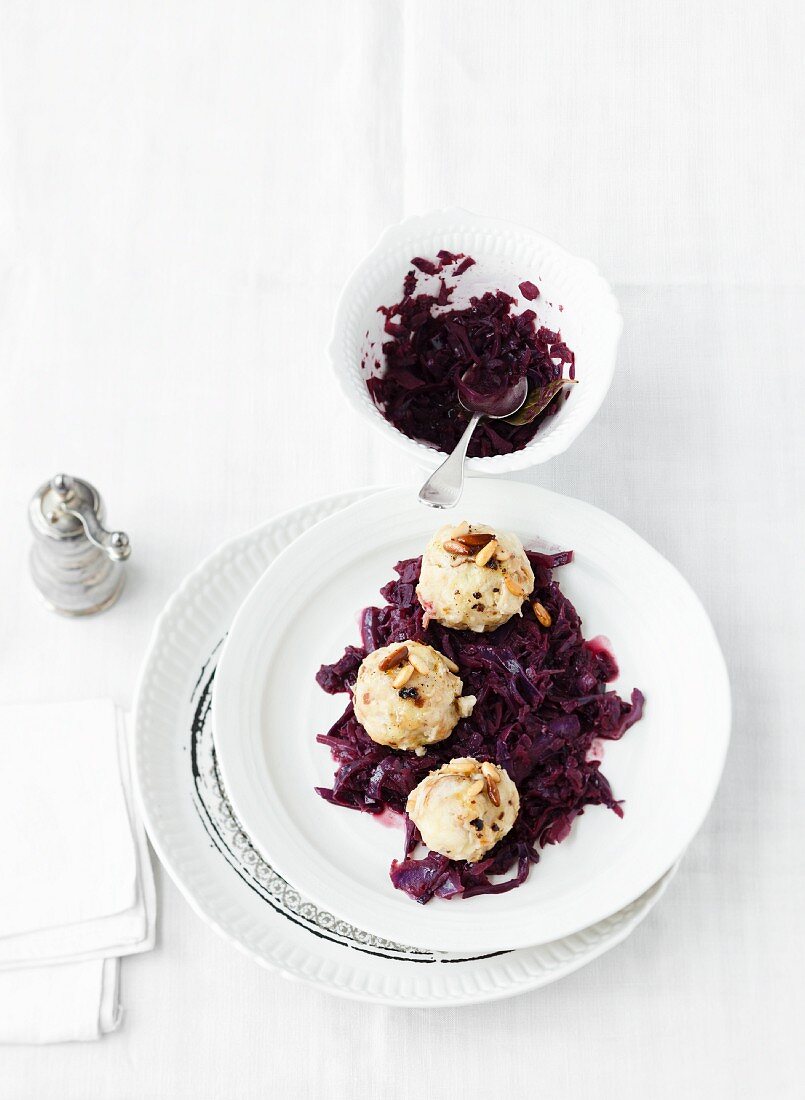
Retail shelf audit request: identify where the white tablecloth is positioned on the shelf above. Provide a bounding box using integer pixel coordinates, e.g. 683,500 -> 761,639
0,2 -> 802,1096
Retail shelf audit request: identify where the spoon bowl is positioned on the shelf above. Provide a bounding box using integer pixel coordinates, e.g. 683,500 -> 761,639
457,375 -> 529,420
418,376 -> 528,508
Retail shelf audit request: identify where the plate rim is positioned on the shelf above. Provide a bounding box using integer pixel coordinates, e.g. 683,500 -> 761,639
213,484 -> 731,952
133,487 -> 680,1006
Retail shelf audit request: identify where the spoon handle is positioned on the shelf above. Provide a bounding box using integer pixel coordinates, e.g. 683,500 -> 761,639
418,413 -> 482,509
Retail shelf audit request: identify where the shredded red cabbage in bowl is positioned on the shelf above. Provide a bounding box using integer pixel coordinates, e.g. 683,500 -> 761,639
364,252 -> 576,459
315,550 -> 644,904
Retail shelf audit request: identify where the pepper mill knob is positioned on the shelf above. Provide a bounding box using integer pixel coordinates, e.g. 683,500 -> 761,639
29,474 -> 132,615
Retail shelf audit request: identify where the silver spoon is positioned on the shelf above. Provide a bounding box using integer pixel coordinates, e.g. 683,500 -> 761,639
418,376 -> 528,509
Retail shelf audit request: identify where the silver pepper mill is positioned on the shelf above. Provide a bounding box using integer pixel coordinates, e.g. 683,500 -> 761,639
29,474 -> 131,616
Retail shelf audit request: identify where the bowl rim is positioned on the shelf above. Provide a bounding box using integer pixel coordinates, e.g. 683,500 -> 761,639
328,207 -> 623,474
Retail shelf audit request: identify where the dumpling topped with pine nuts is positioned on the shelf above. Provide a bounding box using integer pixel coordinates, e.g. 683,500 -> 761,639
406,757 -> 520,863
353,641 -> 475,756
416,521 -> 535,633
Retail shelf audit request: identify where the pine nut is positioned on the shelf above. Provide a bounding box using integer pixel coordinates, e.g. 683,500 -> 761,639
533,601 -> 552,627
451,759 -> 476,774
392,664 -> 413,689
475,539 -> 499,567
408,651 -> 430,676
378,645 -> 409,671
504,574 -> 525,597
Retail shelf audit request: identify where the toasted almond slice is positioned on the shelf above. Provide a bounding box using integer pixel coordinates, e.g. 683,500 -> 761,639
466,778 -> 485,798
486,777 -> 501,806
451,758 -> 476,774
392,664 -> 414,689
456,532 -> 495,547
504,574 -> 525,598
533,601 -> 552,627
443,539 -> 471,555
441,655 -> 459,673
378,645 -> 409,671
480,761 -> 500,782
450,520 -> 470,538
475,538 -> 499,567
408,651 -> 430,676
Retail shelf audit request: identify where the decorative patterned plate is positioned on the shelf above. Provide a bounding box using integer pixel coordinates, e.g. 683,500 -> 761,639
134,489 -> 677,1006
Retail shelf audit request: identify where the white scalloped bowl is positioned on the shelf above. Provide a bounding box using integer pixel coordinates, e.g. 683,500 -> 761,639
329,208 -> 623,474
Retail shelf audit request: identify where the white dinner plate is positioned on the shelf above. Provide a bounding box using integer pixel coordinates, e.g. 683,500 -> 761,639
214,482 -> 730,954
134,489 -> 678,1006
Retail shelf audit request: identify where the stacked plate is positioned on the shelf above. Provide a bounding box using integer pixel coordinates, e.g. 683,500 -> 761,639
134,483 -> 730,1005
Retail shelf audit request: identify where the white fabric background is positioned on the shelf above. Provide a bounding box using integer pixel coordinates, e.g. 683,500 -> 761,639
0,1 -> 802,1097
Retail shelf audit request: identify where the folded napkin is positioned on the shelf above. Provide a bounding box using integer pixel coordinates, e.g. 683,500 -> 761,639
0,700 -> 156,1043
0,958 -> 120,1044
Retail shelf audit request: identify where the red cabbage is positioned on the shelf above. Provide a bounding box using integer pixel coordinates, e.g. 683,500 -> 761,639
315,550 -> 644,904
365,254 -> 575,458
518,279 -> 540,301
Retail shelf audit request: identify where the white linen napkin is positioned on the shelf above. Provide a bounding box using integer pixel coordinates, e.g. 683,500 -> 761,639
0,958 -> 120,1043
0,700 -> 156,1043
